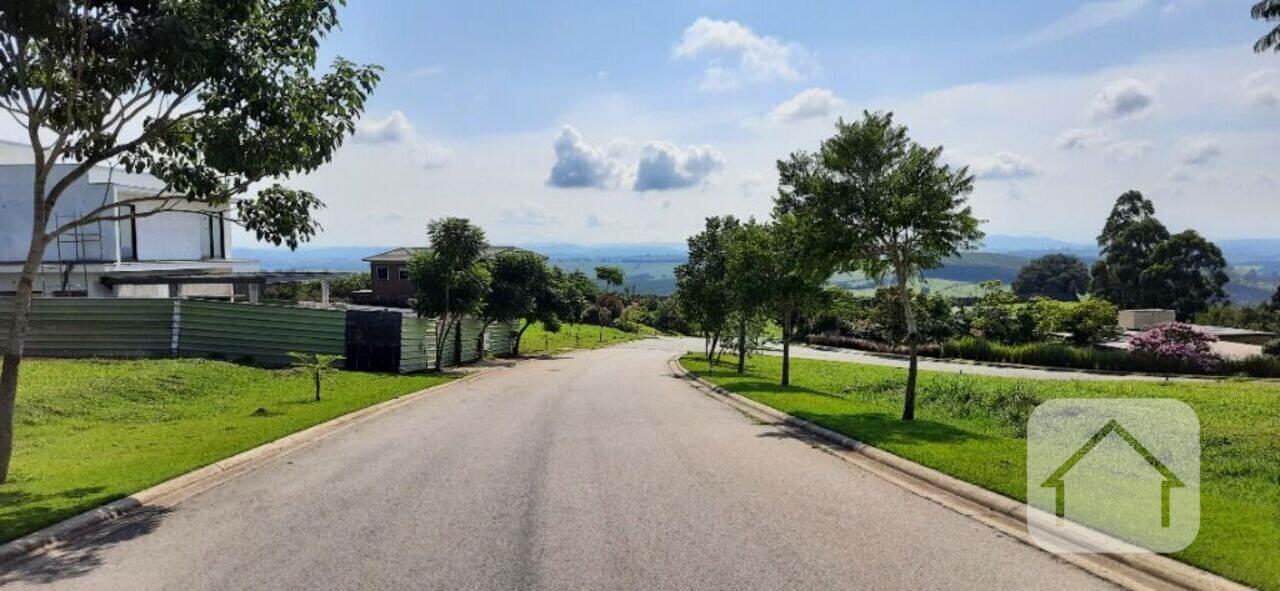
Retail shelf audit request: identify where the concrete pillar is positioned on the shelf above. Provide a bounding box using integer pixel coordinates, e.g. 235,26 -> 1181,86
248,283 -> 261,304
321,279 -> 331,305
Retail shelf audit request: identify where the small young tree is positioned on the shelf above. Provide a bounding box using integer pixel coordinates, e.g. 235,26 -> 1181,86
479,250 -> 548,357
0,1 -> 379,483
409,218 -> 491,370
776,112 -> 983,420
288,353 -> 345,402
674,216 -> 739,364
512,265 -> 573,357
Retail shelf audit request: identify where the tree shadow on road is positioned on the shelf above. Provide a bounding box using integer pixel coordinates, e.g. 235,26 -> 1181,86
0,505 -> 171,586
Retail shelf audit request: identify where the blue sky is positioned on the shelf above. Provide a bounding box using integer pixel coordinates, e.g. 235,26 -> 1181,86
22,0 -> 1261,248
255,1 -> 1280,247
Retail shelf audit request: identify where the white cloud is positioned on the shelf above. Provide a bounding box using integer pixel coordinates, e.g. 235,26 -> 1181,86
409,65 -> 445,79
672,18 -> 813,91
414,142 -> 454,169
969,151 -> 1040,180
1089,78 -> 1156,121
1056,127 -> 1112,150
769,88 -> 845,123
633,141 -> 724,191
353,110 -> 453,169
1175,136 -> 1223,165
546,126 -> 622,189
353,111 -> 416,145
500,202 -> 560,226
1021,0 -> 1150,46
1245,68 -> 1280,107
1105,140 -> 1153,162
1160,0 -> 1205,16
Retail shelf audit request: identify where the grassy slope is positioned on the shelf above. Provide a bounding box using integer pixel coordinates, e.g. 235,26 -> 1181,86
516,322 -> 646,355
0,358 -> 451,543
681,354 -> 1280,590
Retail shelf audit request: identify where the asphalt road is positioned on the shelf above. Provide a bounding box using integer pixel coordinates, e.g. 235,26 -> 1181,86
2,339 -> 1113,590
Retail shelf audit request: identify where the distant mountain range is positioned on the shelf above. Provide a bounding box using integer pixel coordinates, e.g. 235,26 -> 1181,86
238,235 -> 1280,302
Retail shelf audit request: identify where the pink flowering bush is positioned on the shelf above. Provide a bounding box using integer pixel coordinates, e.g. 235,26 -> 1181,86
1128,322 -> 1221,371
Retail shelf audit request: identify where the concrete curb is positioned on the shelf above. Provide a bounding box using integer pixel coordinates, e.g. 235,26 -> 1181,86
668,356 -> 1254,591
0,362 -> 507,568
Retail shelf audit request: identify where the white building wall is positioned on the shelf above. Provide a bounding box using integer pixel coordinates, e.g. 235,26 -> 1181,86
1,164 -> 231,264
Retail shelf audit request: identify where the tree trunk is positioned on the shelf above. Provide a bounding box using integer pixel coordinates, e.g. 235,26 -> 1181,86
453,319 -> 463,365
433,314 -> 451,371
736,315 -> 747,374
896,272 -> 919,421
0,206 -> 49,483
314,369 -> 321,402
477,320 -> 493,359
514,320 -> 533,357
781,308 -> 793,387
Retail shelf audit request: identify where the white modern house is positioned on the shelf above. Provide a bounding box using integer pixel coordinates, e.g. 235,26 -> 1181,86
0,139 -> 260,299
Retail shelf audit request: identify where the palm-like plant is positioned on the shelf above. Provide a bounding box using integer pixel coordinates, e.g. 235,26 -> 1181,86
289,353 -> 346,402
1255,0 -> 1280,52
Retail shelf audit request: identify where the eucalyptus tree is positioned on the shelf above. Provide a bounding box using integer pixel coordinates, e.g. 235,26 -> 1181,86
776,112 -> 983,421
0,0 -> 380,482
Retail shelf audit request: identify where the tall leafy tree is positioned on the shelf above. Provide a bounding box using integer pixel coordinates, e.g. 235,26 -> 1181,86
1090,191 -> 1170,308
724,220 -> 775,374
1255,0 -> 1280,52
410,218 -> 491,370
1140,230 -> 1230,319
1012,254 -> 1090,301
0,0 -> 379,483
767,214 -> 831,386
776,112 -> 983,421
674,216 -> 739,364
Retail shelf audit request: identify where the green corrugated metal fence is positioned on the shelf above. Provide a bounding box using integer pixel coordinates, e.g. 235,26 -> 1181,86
0,298 -> 174,357
399,316 -> 436,373
177,300 -> 345,366
1,298 -> 507,371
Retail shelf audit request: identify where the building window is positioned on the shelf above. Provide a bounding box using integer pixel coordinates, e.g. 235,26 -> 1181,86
398,267 -> 409,280
118,205 -> 137,261
375,266 -> 390,281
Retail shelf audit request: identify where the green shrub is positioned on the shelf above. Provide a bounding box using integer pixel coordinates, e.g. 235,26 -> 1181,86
939,336 -> 1280,378
1033,297 -> 1121,345
962,281 -> 1038,345
1264,339 -> 1280,358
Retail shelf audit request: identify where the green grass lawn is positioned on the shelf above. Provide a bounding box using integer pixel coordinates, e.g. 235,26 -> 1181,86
0,358 -> 452,544
516,322 -> 646,355
681,354 -> 1280,590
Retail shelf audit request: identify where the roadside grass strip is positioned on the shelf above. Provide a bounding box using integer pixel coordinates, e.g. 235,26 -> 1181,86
0,358 -> 452,543
680,354 -> 1280,591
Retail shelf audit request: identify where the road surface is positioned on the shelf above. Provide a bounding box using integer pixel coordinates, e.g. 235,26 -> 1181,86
668,335 -> 1178,381
2,339 -> 1112,590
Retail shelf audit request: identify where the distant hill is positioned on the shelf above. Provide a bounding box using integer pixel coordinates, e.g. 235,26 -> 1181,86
241,237 -> 1280,302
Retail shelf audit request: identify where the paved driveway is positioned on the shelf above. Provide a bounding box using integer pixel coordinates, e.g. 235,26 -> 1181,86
2,339 -> 1112,590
